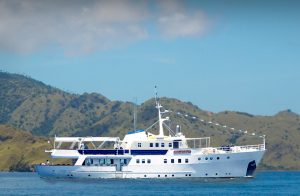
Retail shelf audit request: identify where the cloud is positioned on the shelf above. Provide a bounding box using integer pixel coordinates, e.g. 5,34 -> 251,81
0,0 -> 208,54
158,12 -> 206,38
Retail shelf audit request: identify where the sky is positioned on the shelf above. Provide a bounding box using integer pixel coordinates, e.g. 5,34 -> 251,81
0,0 -> 300,115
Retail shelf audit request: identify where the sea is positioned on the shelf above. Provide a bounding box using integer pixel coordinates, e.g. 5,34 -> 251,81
0,171 -> 299,195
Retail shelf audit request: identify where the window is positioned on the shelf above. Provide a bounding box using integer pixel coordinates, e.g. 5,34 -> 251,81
106,159 -> 111,165
110,159 -> 114,164
150,143 -> 153,147
161,143 -> 165,147
164,159 -> 167,164
155,143 -> 159,147
147,159 -> 151,164
169,143 -> 172,147
99,159 -> 105,165
124,159 -> 127,165
178,159 -> 181,163
142,159 -> 145,164
90,159 -> 94,164
185,159 -> 188,163
171,159 -> 174,163
138,143 -> 141,147
136,159 -> 140,164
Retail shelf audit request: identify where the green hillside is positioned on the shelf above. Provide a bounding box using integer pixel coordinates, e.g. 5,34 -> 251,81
0,124 -> 50,171
0,71 -> 300,171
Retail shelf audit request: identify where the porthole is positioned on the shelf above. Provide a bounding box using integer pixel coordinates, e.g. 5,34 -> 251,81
198,157 -> 201,161
144,175 -> 147,177
205,157 -> 208,160
210,157 -> 213,160
172,174 -> 174,177
158,175 -> 160,177
189,174 -> 191,176
217,157 -> 220,160
215,173 -> 218,176
227,156 -> 230,159
165,175 -> 167,177
205,173 -> 208,176
185,174 -> 188,176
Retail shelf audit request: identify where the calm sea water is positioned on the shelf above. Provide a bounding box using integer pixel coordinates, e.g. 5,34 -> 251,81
0,171 -> 299,195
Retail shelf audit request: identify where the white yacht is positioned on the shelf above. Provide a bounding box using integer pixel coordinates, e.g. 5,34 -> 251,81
35,98 -> 266,179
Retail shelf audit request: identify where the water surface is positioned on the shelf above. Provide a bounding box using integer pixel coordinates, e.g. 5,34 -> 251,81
0,171 -> 299,195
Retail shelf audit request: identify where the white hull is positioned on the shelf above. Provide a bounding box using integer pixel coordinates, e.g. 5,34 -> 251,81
35,150 -> 265,179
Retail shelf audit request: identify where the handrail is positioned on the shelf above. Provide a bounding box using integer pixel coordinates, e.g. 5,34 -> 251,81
189,143 -> 265,151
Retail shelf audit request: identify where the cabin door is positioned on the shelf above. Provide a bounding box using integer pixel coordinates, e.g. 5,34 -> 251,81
173,141 -> 179,149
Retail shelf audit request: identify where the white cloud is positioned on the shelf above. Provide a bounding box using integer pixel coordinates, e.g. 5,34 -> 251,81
158,12 -> 206,38
0,0 -> 208,54
156,0 -> 207,38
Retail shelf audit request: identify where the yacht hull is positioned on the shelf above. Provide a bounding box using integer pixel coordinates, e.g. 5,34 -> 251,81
35,150 -> 265,179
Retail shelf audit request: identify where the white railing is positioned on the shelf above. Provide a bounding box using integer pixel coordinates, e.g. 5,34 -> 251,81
237,144 -> 265,151
214,143 -> 265,154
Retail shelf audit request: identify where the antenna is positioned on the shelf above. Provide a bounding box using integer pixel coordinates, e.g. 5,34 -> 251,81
155,85 -> 158,105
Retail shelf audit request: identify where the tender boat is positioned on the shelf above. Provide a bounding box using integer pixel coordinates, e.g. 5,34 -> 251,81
35,98 -> 266,179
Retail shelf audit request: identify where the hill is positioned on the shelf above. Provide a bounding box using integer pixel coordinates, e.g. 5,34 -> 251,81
0,71 -> 300,170
0,124 -> 50,171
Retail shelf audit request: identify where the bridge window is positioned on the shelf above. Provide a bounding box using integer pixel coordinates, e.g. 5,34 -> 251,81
147,159 -> 151,164
178,159 -> 181,163
138,143 -> 142,147
155,143 -> 159,147
150,143 -> 153,147
164,159 -> 167,163
171,159 -> 174,163
161,143 -> 165,147
169,143 -> 172,147
185,159 -> 189,163
136,159 -> 140,164
142,159 -> 145,164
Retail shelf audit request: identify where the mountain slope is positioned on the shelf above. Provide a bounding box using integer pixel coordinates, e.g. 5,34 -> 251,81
0,71 -> 300,170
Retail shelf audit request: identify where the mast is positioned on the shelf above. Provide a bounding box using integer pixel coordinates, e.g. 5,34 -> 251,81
155,86 -> 166,137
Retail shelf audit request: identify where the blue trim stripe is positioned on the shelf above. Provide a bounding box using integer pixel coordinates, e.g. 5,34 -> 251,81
78,149 -> 168,155
130,150 -> 168,155
78,149 -> 129,155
